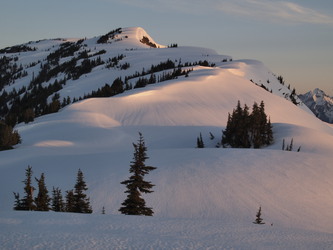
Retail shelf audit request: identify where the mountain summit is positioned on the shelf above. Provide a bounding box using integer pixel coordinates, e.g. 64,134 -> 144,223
299,88 -> 333,123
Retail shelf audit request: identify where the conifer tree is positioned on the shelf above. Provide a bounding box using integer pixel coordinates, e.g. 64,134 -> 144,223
20,166 -> 36,211
0,121 -> 21,151
253,206 -> 265,224
35,173 -> 51,211
119,133 -> 156,216
52,187 -> 64,212
73,169 -> 92,213
222,113 -> 234,147
65,190 -> 75,212
265,118 -> 274,145
238,103 -> 251,148
13,192 -> 23,210
196,133 -> 204,148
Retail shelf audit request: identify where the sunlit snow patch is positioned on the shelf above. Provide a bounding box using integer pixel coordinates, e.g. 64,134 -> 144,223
34,140 -> 74,147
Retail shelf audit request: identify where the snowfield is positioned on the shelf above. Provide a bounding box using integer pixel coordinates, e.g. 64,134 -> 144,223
1,27 -> 333,249
1,211 -> 333,249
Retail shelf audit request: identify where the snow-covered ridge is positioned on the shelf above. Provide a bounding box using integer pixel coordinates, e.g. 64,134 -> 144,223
1,26 -> 300,112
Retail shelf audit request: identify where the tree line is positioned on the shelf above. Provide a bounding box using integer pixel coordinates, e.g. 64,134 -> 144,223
222,100 -> 273,148
197,100 -> 274,149
13,166 -> 92,213
13,133 -> 156,216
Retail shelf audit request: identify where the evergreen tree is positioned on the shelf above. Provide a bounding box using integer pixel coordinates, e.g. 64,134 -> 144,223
35,173 -> 51,211
221,113 -> 234,147
253,206 -> 265,224
265,118 -> 274,145
196,133 -> 204,148
65,190 -> 75,212
238,103 -> 251,148
119,133 -> 156,216
52,187 -> 64,212
13,192 -> 23,210
209,132 -> 215,140
73,169 -> 92,213
110,77 -> 124,95
288,138 -> 294,151
0,121 -> 21,151
20,166 -> 36,211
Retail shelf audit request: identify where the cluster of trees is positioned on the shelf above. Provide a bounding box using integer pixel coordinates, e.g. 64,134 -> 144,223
13,166 -> 92,213
134,68 -> 192,89
140,36 -> 157,48
168,43 -> 178,48
1,41 -> 108,126
276,75 -> 298,105
0,44 -> 36,54
282,138 -> 301,152
85,77 -> 127,98
105,54 -> 126,69
222,101 -> 273,148
47,41 -> 82,64
0,121 -> 21,150
1,78 -> 66,126
0,56 -> 25,90
12,133 -> 156,216
97,28 -> 122,44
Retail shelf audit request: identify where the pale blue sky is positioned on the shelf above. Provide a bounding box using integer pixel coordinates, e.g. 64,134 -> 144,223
1,0 -> 332,94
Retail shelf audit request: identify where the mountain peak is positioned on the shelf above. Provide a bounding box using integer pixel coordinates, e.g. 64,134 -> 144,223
299,88 -> 333,123
93,27 -> 166,49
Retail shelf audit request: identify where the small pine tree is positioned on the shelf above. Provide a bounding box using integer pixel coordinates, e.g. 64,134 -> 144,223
0,121 -> 21,151
289,138 -> 293,151
20,166 -> 36,211
196,133 -> 204,148
65,190 -> 75,212
13,192 -> 23,210
52,187 -> 65,212
253,206 -> 265,224
35,173 -> 51,211
119,133 -> 156,216
73,169 -> 92,213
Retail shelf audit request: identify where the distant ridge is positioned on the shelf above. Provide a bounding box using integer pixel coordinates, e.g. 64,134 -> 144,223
299,88 -> 333,123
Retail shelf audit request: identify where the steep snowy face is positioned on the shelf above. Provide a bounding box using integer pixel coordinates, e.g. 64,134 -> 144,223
299,88 -> 333,123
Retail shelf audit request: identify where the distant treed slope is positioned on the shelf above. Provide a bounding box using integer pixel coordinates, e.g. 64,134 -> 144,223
0,27 -> 302,127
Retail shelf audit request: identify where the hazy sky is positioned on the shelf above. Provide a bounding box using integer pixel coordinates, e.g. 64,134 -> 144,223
1,0 -> 332,95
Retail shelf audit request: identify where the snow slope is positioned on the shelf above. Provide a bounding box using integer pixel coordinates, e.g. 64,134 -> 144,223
1,27 -> 333,248
1,211 -> 333,249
